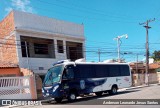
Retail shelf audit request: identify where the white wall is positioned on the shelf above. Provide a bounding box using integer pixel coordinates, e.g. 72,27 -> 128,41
13,10 -> 84,38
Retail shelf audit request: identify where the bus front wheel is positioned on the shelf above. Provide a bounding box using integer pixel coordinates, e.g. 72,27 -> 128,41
68,92 -> 77,101
55,97 -> 63,103
95,92 -> 103,96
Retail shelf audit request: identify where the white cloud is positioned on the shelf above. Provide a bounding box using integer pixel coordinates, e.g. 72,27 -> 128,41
5,7 -> 13,13
5,0 -> 34,14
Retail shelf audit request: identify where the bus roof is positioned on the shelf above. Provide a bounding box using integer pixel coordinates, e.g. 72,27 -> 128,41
74,62 -> 129,65
52,59 -> 129,67
57,61 -> 129,66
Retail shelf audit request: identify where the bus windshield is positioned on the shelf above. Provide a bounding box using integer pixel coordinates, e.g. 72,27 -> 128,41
43,65 -> 63,86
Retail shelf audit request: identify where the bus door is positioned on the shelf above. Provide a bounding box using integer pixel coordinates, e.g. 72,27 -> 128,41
62,65 -> 75,92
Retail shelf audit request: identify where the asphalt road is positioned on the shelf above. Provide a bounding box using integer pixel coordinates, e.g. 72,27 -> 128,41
9,84 -> 160,108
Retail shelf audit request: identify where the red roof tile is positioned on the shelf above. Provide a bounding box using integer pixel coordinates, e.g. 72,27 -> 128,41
149,63 -> 160,69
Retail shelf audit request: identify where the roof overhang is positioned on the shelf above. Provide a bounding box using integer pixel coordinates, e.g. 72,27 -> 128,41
15,27 -> 85,41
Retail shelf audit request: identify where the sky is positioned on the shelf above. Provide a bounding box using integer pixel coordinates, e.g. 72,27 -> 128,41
0,0 -> 160,62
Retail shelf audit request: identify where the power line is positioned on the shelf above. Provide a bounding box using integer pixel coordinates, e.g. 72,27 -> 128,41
6,0 -> 139,24
0,35 -> 147,50
60,0 -> 147,21
36,0 -> 143,21
0,41 -> 147,53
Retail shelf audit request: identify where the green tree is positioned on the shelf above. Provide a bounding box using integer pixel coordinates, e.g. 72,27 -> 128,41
151,50 -> 160,62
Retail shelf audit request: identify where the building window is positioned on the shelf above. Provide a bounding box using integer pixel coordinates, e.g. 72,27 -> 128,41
57,40 -> 64,53
21,41 -> 30,57
34,43 -> 48,54
20,36 -> 55,58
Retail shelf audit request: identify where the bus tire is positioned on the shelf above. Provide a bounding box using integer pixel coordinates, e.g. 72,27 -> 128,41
109,85 -> 118,95
68,92 -> 77,102
95,92 -> 103,96
55,98 -> 63,103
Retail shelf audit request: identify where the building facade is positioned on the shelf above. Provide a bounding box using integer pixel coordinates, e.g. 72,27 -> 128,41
0,10 -> 85,75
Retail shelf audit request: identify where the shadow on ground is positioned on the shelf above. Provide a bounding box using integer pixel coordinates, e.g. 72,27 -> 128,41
42,89 -> 140,105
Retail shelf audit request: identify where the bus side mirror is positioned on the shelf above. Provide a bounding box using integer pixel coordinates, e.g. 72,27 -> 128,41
62,78 -> 69,81
62,76 -> 74,80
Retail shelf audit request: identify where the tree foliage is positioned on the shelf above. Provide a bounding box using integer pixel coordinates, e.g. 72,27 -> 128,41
151,50 -> 160,61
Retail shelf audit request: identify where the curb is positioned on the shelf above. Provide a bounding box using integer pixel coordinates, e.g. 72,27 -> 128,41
39,98 -> 54,103
126,85 -> 148,90
1,105 -> 17,108
126,83 -> 159,90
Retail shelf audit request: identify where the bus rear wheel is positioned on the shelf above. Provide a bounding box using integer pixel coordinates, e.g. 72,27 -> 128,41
55,97 -> 63,103
109,86 -> 118,95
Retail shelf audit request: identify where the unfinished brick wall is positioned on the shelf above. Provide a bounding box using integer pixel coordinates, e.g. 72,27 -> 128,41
20,68 -> 33,76
0,11 -> 17,64
35,75 -> 43,99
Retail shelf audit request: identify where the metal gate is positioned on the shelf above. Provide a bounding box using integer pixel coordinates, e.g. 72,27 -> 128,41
0,76 -> 33,99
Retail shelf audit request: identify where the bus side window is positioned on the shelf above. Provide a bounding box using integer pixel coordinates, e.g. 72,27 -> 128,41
63,65 -> 74,79
120,65 -> 130,76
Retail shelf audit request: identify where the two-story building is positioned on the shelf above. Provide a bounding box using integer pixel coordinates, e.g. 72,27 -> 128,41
0,10 -> 85,76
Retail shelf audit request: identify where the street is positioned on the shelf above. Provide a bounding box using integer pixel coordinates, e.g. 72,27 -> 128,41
14,84 -> 160,108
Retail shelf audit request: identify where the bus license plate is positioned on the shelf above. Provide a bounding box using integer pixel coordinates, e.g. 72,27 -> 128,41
46,93 -> 49,96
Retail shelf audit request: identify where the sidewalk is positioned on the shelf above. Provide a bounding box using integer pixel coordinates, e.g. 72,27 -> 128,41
125,83 -> 160,90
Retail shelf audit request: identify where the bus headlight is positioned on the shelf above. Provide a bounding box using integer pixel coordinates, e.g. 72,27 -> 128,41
53,85 -> 59,92
42,88 -> 44,93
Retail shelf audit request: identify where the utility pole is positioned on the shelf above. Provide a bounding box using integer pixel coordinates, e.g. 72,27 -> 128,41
136,54 -> 139,73
25,41 -> 30,70
114,34 -> 128,63
139,18 -> 155,85
117,39 -> 120,62
98,49 -> 101,62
